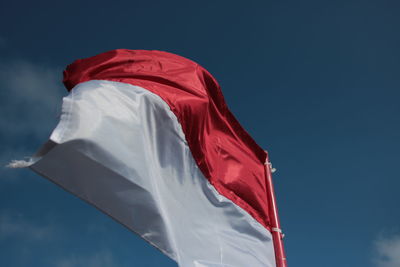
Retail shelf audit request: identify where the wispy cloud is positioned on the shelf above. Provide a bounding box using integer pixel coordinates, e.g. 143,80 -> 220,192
0,211 -> 122,266
0,60 -> 65,140
373,233 -> 400,267
0,60 -> 66,172
54,250 -> 118,267
0,212 -> 54,240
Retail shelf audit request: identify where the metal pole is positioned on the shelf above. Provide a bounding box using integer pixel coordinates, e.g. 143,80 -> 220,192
264,153 -> 287,267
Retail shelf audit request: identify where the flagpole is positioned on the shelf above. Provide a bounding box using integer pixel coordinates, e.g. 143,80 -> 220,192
264,152 -> 287,267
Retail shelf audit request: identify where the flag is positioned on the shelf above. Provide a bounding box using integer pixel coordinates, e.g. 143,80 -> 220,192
15,49 -> 285,267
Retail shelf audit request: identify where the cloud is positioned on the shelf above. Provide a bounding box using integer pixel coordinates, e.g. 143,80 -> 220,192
0,60 -> 66,173
54,251 -> 118,267
373,233 -> 400,267
0,60 -> 65,140
0,212 -> 54,241
0,211 -> 121,267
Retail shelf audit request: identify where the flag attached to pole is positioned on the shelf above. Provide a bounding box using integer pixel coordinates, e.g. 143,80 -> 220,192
16,49 -> 286,267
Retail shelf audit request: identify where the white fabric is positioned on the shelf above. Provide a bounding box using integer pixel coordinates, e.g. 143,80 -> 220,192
30,80 -> 276,267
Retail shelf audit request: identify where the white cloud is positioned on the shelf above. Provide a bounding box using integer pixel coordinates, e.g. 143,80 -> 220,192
0,60 -> 65,140
0,212 -> 54,240
0,211 -> 121,266
54,251 -> 118,267
373,234 -> 400,267
0,60 -> 66,173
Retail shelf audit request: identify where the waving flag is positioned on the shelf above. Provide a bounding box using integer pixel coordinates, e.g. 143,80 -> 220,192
14,49 -> 286,267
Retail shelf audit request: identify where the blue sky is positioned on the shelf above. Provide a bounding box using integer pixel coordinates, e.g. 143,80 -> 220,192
1,0 -> 399,266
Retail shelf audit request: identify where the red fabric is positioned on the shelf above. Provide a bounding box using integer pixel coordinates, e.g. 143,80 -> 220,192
63,49 -> 271,230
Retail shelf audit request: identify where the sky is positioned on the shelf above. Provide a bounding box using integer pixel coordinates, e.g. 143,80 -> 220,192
0,0 -> 399,266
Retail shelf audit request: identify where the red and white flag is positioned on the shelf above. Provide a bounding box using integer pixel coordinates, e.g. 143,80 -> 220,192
13,49 -> 286,267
